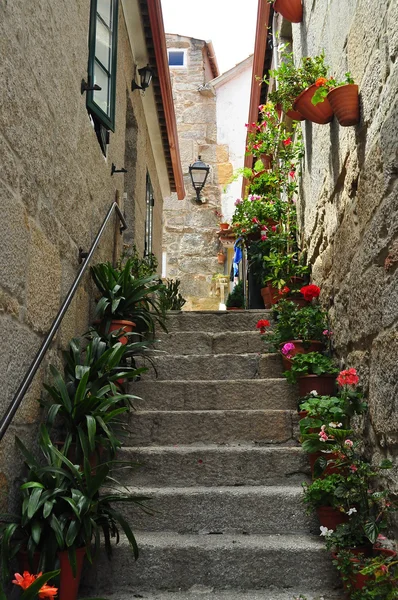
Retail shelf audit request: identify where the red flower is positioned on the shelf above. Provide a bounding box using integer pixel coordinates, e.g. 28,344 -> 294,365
278,286 -> 290,296
337,368 -> 359,387
289,171 -> 295,178
315,77 -> 328,87
256,319 -> 271,333
39,584 -> 58,599
13,572 -> 38,590
271,225 -> 277,232
252,217 -> 260,224
300,284 -> 321,301
283,137 -> 292,146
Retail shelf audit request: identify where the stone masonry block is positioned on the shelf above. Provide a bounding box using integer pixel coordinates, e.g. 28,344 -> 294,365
217,163 -> 234,185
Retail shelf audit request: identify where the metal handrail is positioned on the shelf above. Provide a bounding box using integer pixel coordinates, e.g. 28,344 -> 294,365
0,201 -> 127,442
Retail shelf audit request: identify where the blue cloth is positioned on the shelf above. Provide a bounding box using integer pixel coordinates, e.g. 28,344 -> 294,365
233,238 -> 243,277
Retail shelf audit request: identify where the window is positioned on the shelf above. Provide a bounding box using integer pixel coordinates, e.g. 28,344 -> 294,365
168,49 -> 186,68
86,0 -> 119,133
145,173 -> 154,256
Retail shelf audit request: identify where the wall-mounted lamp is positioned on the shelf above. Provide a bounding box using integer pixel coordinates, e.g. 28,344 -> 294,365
131,65 -> 154,92
111,163 -> 127,176
189,156 -> 210,204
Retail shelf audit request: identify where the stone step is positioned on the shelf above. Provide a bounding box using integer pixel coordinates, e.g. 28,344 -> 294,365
118,445 -> 310,487
165,310 -> 272,333
153,331 -> 265,355
138,353 -> 283,381
99,590 -> 344,600
132,379 -> 297,411
128,410 -> 294,446
81,533 -> 338,594
120,486 -> 317,535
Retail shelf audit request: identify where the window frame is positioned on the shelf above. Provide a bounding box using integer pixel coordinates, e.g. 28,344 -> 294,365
86,0 -> 119,132
167,48 -> 187,69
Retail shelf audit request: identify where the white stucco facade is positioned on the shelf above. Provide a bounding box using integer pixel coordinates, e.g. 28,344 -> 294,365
213,55 -> 253,222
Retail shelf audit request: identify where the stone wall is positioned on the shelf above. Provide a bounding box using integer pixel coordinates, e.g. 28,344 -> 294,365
291,0 -> 398,487
0,0 -> 164,510
163,35 -> 226,311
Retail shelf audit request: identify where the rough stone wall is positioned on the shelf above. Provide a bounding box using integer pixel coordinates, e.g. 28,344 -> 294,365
291,0 -> 398,488
0,0 -> 163,510
163,35 -> 226,311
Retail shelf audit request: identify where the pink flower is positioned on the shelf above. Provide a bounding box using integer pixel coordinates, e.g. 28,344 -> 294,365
344,439 -> 354,447
271,225 -> 277,232
234,198 -> 242,206
252,217 -> 260,224
349,464 -> 358,473
261,225 -> 269,231
281,342 -> 295,355
289,171 -> 295,178
261,234 -> 267,241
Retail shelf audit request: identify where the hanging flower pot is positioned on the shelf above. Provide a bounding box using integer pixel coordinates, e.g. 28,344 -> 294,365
273,0 -> 303,23
260,153 -> 273,169
298,373 -> 336,396
217,252 -> 226,264
286,107 -> 305,121
219,222 -> 230,231
327,84 -> 359,126
293,84 -> 334,124
316,506 -> 349,530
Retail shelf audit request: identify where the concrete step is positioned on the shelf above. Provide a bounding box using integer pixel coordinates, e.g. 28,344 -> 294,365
132,379 -> 297,411
81,533 -> 338,594
99,591 -> 344,600
119,486 -> 317,535
138,353 -> 283,381
128,410 -> 294,446
164,310 -> 272,333
118,445 -> 310,487
153,331 -> 265,355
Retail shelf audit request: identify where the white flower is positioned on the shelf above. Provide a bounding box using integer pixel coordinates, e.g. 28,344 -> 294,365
329,422 -> 343,428
347,507 -> 357,516
310,390 -> 318,396
319,526 -> 333,537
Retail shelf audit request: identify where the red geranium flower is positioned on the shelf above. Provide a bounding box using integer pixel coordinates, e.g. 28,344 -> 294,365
256,319 -> 271,333
278,286 -> 290,296
300,284 -> 321,301
337,368 -> 359,387
283,137 -> 292,146
315,77 -> 328,87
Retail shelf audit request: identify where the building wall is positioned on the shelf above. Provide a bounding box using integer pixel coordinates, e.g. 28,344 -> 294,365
163,34 -> 223,311
214,58 -> 253,222
0,0 -> 164,509
291,1 -> 398,484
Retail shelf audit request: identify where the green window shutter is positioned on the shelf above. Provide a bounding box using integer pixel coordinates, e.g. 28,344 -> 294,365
86,0 -> 119,132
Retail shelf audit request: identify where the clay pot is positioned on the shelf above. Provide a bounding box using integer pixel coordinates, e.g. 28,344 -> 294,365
261,283 -> 279,308
298,410 -> 308,420
298,374 -> 336,397
279,339 -> 324,371
226,306 -> 243,311
308,451 -> 340,478
273,0 -> 303,22
293,84 -> 334,124
260,153 -> 273,169
316,506 -> 349,530
217,252 -> 226,264
220,223 -> 230,231
108,319 -> 136,345
327,84 -> 359,126
288,296 -> 309,308
286,107 -> 305,121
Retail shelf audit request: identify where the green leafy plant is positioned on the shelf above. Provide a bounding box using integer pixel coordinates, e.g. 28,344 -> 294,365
226,280 -> 244,308
119,244 -> 158,278
302,473 -> 349,512
0,427 -> 150,582
91,260 -> 166,334
284,352 -> 339,384
159,279 -> 186,311
299,389 -> 367,431
311,72 -> 355,106
263,300 -> 328,350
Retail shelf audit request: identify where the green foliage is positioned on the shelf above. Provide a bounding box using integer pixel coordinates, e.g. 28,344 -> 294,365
263,300 -> 328,350
299,390 -> 367,429
91,260 -> 166,334
284,352 -> 338,384
158,279 -> 186,311
0,427 -> 150,582
119,244 -> 158,278
311,72 -> 355,106
302,473 -> 348,511
226,280 -> 244,308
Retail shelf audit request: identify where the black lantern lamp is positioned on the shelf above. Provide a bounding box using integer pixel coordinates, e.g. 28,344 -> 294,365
189,156 -> 210,204
132,65 -> 154,92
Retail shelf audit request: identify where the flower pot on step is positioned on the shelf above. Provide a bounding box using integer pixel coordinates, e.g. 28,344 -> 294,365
316,506 -> 349,530
298,373 -> 336,396
327,84 -> 359,126
261,283 -> 279,308
273,0 -> 303,23
108,319 -> 136,345
279,339 -> 324,371
308,451 -> 340,478
226,306 -> 243,311
288,296 -> 309,308
293,84 -> 334,124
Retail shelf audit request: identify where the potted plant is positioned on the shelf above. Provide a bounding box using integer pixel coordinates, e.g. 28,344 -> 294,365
302,473 -> 351,530
311,72 -> 359,126
267,0 -> 303,24
91,259 -> 167,340
8,570 -> 61,600
226,280 -> 244,310
217,250 -> 226,264
158,278 -> 186,312
0,428 -> 149,600
284,351 -> 339,395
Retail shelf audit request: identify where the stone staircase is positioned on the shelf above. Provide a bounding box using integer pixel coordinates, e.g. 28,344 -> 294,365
81,311 -> 342,600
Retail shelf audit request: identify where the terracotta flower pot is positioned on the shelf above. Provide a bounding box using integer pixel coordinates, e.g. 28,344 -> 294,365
226,306 -> 243,311
217,252 -> 226,264
108,319 -> 136,345
273,0 -> 303,23
293,84 -> 334,124
298,410 -> 308,420
279,340 -> 324,371
261,283 -> 279,308
298,374 -> 336,396
288,296 -> 309,308
220,223 -> 230,231
316,506 -> 349,530
285,107 -> 305,121
327,84 -> 359,126
260,153 -> 273,169
308,451 -> 340,478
